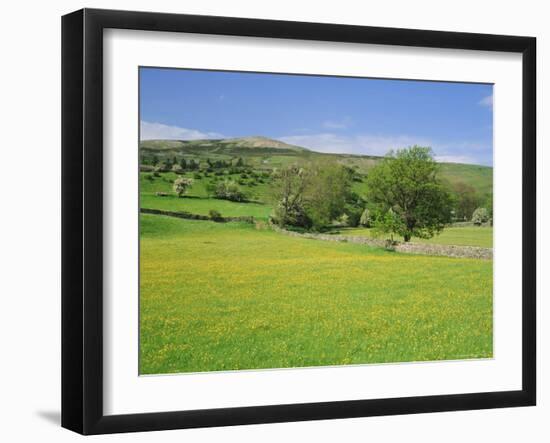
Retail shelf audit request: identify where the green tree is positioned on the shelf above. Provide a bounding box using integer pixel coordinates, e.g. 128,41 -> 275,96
173,177 -> 193,197
304,161 -> 352,229
371,208 -> 402,243
271,161 -> 352,230
452,181 -> 480,221
365,146 -> 452,242
215,180 -> 246,202
271,164 -> 311,228
179,158 -> 187,170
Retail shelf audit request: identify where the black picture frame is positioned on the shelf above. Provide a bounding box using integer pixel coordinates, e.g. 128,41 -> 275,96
62,8 -> 536,435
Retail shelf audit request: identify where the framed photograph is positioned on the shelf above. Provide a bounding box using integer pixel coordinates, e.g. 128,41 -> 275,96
62,8 -> 536,435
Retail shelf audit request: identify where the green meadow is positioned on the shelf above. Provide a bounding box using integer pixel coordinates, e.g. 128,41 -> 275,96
139,138 -> 494,375
140,171 -> 273,219
140,215 -> 493,374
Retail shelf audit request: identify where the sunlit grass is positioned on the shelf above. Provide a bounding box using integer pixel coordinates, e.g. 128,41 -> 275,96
140,172 -> 273,219
140,215 -> 493,374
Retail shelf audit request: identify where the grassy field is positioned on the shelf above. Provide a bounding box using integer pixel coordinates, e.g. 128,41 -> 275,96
140,172 -> 273,219
140,172 -> 493,246
336,226 -> 493,248
140,215 -> 493,374
141,193 -> 272,219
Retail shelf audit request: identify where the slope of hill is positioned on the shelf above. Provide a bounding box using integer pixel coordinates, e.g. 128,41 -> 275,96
140,136 -> 307,155
140,137 -> 492,197
218,136 -> 308,151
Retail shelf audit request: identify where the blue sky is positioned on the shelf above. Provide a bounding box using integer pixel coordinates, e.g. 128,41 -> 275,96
140,67 -> 493,166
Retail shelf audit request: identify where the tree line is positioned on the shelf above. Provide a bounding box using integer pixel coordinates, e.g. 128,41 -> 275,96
141,155 -> 247,172
270,146 -> 492,242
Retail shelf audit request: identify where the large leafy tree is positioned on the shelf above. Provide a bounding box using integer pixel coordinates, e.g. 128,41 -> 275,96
172,177 -> 193,197
303,161 -> 351,229
366,146 -> 452,242
271,164 -> 312,228
271,160 -> 352,230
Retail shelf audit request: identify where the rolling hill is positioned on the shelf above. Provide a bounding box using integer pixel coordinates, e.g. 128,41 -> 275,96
140,136 -> 493,197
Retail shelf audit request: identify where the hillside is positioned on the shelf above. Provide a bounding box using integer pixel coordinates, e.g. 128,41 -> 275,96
217,136 -> 308,151
140,136 -> 308,156
140,136 -> 493,197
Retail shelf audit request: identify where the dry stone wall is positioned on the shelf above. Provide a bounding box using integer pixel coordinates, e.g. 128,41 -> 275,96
273,227 -> 492,260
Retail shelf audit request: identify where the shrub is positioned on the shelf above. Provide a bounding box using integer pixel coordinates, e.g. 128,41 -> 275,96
193,172 -> 202,179
337,213 -> 350,227
215,180 -> 246,202
173,177 -> 193,197
209,209 -> 223,221
171,164 -> 183,174
471,207 -> 490,225
144,173 -> 154,181
271,198 -> 312,229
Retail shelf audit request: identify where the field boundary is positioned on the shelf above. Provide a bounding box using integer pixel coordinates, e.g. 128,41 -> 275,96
140,208 -> 492,259
140,207 -> 255,224
272,227 -> 493,260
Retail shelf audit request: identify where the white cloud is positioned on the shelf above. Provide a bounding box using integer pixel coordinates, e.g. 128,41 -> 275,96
139,122 -> 491,166
279,133 -> 432,156
434,154 -> 477,164
140,121 -> 224,141
279,132 -> 492,165
479,94 -> 493,108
